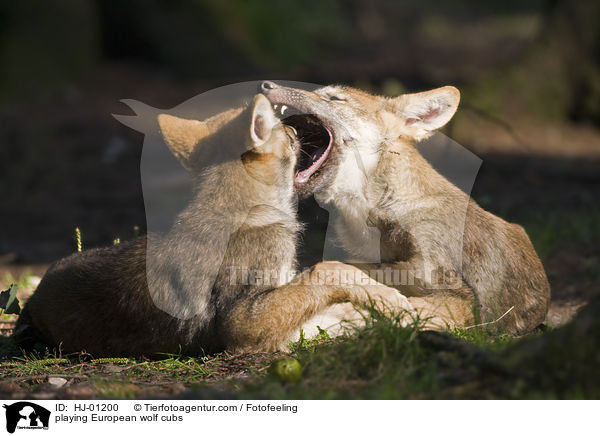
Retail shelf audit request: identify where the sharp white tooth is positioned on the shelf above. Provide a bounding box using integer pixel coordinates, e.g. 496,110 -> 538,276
274,104 -> 280,112
281,105 -> 287,115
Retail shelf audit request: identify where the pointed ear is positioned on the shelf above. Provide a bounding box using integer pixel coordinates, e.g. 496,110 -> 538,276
393,86 -> 460,140
157,114 -> 208,169
250,94 -> 279,147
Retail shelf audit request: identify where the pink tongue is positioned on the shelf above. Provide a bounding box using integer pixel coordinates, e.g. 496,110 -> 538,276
295,142 -> 332,184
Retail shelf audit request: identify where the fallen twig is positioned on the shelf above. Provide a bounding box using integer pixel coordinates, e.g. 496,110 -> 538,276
464,306 -> 515,330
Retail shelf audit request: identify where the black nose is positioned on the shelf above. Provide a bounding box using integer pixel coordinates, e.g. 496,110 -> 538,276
260,80 -> 277,93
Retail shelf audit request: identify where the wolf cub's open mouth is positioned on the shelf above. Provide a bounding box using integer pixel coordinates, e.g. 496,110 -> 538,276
273,104 -> 332,185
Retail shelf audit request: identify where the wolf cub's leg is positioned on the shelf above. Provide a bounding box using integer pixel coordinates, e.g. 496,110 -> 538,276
223,261 -> 415,352
352,261 -> 476,330
311,262 -> 415,313
407,294 -> 475,330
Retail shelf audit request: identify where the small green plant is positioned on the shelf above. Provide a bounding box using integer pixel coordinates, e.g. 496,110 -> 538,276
74,227 -> 83,252
127,355 -> 212,381
288,326 -> 331,353
91,357 -> 132,365
3,353 -> 70,377
32,358 -> 69,365
0,284 -> 20,315
450,326 -> 515,350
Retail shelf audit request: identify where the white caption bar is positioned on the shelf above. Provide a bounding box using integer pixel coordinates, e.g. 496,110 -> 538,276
1,400 -> 597,436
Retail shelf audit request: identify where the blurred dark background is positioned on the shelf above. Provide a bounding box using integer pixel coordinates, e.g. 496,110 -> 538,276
0,0 -> 598,326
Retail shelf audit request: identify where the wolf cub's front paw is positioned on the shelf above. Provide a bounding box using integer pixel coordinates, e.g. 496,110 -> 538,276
360,284 -> 416,320
336,266 -> 417,323
309,262 -> 416,324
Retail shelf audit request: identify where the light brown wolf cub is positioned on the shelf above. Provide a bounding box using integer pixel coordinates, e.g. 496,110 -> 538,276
261,81 -> 550,333
14,94 -> 407,356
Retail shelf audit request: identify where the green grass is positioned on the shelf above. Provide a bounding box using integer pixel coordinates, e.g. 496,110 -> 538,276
0,309 -> 453,399
240,309 -> 456,399
0,345 -> 220,398
288,326 -> 331,353
126,355 -> 214,382
450,326 -> 516,351
1,302 -> 598,399
0,356 -> 70,377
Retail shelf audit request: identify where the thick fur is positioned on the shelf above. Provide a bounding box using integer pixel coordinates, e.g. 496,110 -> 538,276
14,95 -> 408,356
263,83 -> 550,333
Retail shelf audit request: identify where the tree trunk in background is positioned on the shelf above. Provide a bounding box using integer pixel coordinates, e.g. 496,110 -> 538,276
541,0 -> 600,124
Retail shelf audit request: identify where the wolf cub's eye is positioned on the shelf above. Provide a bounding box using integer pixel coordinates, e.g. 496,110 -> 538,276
328,95 -> 345,102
